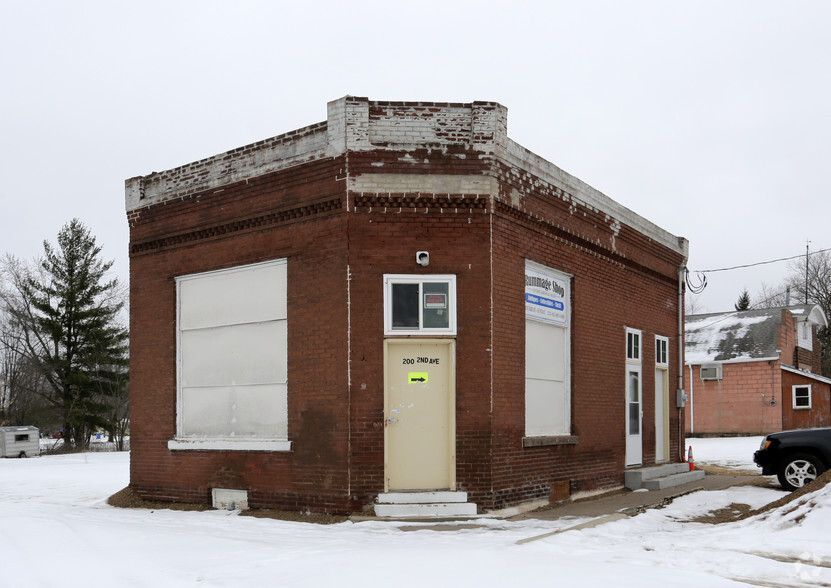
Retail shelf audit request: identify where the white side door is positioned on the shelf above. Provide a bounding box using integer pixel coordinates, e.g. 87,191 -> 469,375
655,367 -> 669,462
625,366 -> 643,466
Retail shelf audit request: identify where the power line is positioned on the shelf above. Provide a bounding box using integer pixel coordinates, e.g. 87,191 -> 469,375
696,246 -> 831,273
685,246 -> 831,296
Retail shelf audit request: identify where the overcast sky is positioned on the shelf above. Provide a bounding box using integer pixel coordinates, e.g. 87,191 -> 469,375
2,1 -> 829,314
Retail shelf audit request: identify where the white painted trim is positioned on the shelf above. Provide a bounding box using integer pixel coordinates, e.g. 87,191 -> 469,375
524,260 -> 572,439
655,335 -> 670,367
175,258 -> 289,440
781,364 -> 831,385
792,384 -> 813,410
168,439 -> 292,452
625,327 -> 643,364
383,274 -> 457,336
685,356 -> 780,366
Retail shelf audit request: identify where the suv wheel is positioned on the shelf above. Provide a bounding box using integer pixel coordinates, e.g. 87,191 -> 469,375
777,453 -> 825,491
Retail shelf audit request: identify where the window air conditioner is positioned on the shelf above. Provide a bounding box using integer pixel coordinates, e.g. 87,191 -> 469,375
700,364 -> 723,381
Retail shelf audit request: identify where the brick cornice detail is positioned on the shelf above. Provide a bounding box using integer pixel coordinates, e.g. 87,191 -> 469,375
494,201 -> 678,285
129,197 -> 343,256
351,193 -> 490,213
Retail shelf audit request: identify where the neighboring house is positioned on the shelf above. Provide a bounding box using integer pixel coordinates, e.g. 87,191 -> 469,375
685,304 -> 830,436
126,96 -> 689,515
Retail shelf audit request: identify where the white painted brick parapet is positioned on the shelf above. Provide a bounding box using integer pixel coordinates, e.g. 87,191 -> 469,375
125,96 -> 686,258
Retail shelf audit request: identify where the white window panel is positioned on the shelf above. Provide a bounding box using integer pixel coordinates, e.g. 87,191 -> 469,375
175,258 -> 289,447
525,379 -> 568,436
383,274 -> 456,336
526,320 -> 565,382
181,384 -> 288,438
179,261 -> 287,330
793,385 -> 812,410
181,321 -> 287,388
524,260 -> 571,438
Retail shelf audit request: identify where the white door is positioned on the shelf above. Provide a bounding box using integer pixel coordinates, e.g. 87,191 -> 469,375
625,367 -> 642,466
655,368 -> 668,462
384,340 -> 455,491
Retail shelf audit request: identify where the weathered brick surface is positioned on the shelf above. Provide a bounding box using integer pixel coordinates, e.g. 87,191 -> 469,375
128,97 -> 688,514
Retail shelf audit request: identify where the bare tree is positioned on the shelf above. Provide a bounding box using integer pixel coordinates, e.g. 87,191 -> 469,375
784,250 -> 831,377
754,282 -> 790,309
685,293 -> 704,315
0,256 -> 55,427
786,250 -> 831,310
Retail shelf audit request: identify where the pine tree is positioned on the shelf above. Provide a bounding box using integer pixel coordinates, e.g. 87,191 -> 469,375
7,220 -> 128,448
734,288 -> 751,311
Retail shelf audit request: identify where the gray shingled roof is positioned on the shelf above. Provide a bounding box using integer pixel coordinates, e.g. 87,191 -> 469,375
685,304 -> 824,365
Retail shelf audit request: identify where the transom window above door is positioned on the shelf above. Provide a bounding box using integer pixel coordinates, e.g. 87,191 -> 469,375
384,275 -> 456,335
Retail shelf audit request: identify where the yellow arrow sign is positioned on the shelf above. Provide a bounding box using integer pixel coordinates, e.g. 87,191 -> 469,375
408,372 -> 428,384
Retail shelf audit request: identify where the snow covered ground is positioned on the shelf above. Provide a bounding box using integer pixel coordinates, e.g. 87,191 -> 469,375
686,435 -> 764,470
1,437 -> 829,587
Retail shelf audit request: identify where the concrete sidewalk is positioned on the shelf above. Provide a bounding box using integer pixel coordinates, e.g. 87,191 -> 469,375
512,473 -> 777,522
354,472 -> 779,528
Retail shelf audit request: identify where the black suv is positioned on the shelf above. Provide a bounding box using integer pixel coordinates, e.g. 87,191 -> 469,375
754,428 -> 831,490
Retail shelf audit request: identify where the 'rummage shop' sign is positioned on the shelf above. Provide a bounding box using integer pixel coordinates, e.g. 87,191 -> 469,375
524,264 -> 569,326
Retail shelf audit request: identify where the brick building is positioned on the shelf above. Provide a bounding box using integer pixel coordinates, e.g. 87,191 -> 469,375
685,304 -> 831,436
125,96 -> 689,515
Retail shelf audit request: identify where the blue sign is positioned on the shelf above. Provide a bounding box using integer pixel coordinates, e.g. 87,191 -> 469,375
525,293 -> 565,311
525,263 -> 569,326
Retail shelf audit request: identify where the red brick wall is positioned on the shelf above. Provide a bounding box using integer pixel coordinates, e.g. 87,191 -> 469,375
128,100 -> 688,513
129,156 -> 355,512
684,362 -> 783,435
792,323 -> 822,372
489,211 -> 684,503
345,199 -> 492,508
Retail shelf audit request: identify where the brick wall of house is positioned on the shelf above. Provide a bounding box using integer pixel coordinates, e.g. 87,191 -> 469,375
792,323 -> 822,373
682,309 -> 826,436
778,310 -> 797,366
684,362 -> 783,435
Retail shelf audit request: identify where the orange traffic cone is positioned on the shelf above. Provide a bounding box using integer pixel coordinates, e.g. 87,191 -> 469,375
688,445 -> 695,471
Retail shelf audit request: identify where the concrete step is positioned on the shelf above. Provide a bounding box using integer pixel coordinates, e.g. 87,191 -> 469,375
641,469 -> 705,491
624,463 -> 691,489
374,502 -> 478,518
376,491 -> 469,504
374,491 -> 477,518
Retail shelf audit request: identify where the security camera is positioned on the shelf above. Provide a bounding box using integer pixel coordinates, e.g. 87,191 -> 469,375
416,251 -> 430,266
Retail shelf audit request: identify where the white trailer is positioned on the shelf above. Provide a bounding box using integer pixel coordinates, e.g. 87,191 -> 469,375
0,426 -> 40,458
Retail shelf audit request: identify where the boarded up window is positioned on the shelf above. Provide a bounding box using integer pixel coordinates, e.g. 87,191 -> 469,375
177,260 -> 288,440
524,261 -> 571,437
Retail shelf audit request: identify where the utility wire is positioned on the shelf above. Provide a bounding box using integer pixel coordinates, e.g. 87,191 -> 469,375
685,246 -> 831,296
697,246 -> 831,273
